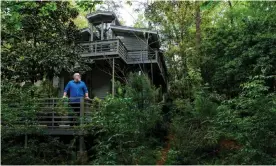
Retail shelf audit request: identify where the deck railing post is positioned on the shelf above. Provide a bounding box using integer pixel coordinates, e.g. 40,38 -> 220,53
79,98 -> 85,157
117,40 -> 120,54
80,98 -> 84,126
112,58 -> 115,97
52,99 -> 54,128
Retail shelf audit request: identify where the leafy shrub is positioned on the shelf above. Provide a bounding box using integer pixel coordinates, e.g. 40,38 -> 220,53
213,77 -> 276,164
88,73 -> 163,164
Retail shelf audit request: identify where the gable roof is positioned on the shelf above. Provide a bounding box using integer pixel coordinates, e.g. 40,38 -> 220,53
110,25 -> 157,35
86,11 -> 120,26
80,27 -> 91,34
110,25 -> 160,48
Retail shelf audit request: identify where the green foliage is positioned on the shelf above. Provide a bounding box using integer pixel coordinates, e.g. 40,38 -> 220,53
35,80 -> 59,97
145,1 -> 276,164
201,2 -> 276,97
87,74 -> 162,164
214,79 -> 276,164
1,1 -> 87,82
75,1 -> 100,13
1,136 -> 74,165
1,81 -> 79,165
169,90 -> 219,164
1,80 -> 58,136
2,1 -> 276,165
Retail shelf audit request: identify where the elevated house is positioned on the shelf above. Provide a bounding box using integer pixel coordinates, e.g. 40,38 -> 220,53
4,11 -> 168,154
57,11 -> 167,99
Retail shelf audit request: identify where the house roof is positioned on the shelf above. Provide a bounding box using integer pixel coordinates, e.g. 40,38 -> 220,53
110,25 -> 160,48
80,28 -> 91,34
86,11 -> 120,26
110,25 -> 158,35
79,28 -> 99,41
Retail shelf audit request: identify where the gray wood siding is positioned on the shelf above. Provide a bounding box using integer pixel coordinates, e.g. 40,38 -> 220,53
119,35 -> 148,51
90,68 -> 111,99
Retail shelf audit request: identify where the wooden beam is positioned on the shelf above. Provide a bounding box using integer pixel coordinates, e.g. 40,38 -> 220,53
79,98 -> 85,154
101,22 -> 104,40
24,134 -> 28,148
79,136 -> 84,152
90,23 -> 93,42
112,58 -> 115,97
151,63 -> 153,84
80,98 -> 84,125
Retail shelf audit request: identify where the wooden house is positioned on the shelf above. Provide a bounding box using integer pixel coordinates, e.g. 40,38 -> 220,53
57,11 -> 167,99
3,12 -> 168,156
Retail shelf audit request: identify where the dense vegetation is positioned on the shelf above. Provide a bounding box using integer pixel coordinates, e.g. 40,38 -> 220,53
1,1 -> 276,165
143,1 -> 276,164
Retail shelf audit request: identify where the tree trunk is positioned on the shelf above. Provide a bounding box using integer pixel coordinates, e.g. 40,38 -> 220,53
228,1 -> 233,24
195,1 -> 201,52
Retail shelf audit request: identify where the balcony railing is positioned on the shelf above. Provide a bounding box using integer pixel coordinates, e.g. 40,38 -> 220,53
2,98 -> 96,131
126,50 -> 158,64
79,40 -> 161,64
78,39 -> 127,63
78,40 -> 165,81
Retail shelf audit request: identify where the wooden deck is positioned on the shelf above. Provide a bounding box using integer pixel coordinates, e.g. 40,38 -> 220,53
79,39 -> 127,63
2,98 -> 96,135
79,40 -> 159,64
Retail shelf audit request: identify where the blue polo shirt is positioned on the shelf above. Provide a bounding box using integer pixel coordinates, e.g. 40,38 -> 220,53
64,80 -> 88,103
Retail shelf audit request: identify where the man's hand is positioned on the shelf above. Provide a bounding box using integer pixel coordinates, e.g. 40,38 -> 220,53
84,92 -> 89,100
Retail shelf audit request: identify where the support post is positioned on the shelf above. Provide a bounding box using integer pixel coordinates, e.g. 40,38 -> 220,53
111,20 -> 115,39
112,58 -> 115,97
78,98 -> 86,163
79,136 -> 84,153
78,135 -> 86,163
117,40 -> 120,53
101,21 -> 104,40
80,98 -> 84,126
90,23 -> 93,42
24,134 -> 28,148
151,63 -> 153,84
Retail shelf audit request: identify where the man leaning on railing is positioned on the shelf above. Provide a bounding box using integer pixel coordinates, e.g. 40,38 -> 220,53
63,73 -> 89,126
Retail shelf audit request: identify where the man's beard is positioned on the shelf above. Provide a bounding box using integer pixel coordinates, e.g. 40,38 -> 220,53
74,78 -> 81,82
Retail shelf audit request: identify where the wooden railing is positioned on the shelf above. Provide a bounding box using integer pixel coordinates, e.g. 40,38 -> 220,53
117,40 -> 128,62
156,52 -> 166,82
79,40 -> 162,65
78,39 -> 127,62
78,40 -> 165,81
37,98 -> 93,129
2,97 -> 95,130
127,50 -> 158,64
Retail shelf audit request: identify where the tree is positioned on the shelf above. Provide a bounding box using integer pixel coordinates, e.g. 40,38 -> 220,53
1,1 -> 83,83
143,1 -> 276,164
145,1 -> 202,99
75,0 -> 99,13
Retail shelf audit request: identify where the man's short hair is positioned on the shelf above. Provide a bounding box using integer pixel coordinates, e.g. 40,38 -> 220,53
73,73 -> 80,77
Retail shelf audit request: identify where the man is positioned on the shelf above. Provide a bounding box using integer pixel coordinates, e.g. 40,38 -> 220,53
63,73 -> 89,125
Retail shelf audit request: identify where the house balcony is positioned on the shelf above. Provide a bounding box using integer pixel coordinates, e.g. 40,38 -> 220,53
127,50 -> 166,82
78,39 -> 128,63
78,40 -> 166,82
